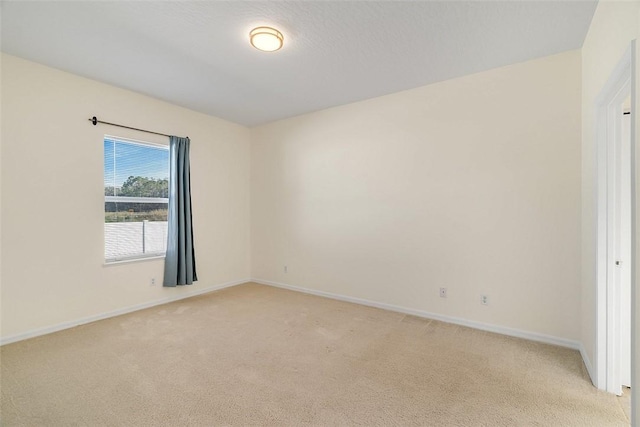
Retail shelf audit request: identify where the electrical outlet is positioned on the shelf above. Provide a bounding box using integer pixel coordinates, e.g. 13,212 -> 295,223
481,295 -> 489,305
439,287 -> 447,298
150,277 -> 156,286
284,265 -> 288,273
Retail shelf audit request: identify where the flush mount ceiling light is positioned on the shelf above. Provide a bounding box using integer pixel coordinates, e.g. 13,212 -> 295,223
250,26 -> 284,52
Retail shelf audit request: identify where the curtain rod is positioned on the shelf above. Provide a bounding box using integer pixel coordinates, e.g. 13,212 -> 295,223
89,116 -> 187,139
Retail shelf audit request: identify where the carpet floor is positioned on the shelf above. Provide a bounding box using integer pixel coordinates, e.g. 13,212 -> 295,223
0,282 -> 630,426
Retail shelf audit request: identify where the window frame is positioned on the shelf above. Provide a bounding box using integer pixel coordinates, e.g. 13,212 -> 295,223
103,134 -> 170,264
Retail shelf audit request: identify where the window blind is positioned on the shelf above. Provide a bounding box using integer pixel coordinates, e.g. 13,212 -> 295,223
104,136 -> 170,262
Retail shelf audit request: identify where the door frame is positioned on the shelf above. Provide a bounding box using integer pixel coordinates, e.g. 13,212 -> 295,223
595,42 -> 635,396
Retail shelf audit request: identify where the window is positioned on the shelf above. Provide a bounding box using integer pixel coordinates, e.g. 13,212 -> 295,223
104,136 -> 169,262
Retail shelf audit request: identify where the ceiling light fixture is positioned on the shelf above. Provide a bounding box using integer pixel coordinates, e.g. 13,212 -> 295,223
250,26 -> 284,52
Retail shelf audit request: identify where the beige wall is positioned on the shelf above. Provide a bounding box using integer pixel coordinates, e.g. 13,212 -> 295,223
0,52 -> 3,337
251,51 -> 582,341
580,0 -> 640,381
0,54 -> 251,340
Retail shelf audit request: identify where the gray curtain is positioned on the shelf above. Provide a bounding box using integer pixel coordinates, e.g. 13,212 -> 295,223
163,136 -> 197,287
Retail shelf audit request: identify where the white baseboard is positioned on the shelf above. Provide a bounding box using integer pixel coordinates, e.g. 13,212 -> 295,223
579,342 -> 596,385
0,278 -> 250,346
252,278 -> 581,350
3,277 -> 586,356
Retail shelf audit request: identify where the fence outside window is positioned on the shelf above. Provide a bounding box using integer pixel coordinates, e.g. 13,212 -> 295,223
105,220 -> 168,261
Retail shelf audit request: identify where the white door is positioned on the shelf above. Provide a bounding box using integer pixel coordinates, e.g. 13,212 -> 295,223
619,111 -> 631,389
595,43 -> 634,397
609,100 -> 632,395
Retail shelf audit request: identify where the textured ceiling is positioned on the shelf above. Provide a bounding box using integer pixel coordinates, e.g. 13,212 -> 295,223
1,1 -> 597,127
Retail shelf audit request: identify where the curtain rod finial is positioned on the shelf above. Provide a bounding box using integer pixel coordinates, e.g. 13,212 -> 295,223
90,116 -> 97,125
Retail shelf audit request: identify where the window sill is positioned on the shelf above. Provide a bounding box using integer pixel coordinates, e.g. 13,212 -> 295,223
104,255 -> 165,267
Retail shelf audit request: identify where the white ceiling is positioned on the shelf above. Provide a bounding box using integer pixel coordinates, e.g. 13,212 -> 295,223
1,1 -> 597,127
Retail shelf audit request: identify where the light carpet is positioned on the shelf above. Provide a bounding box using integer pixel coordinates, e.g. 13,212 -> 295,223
0,282 -> 629,426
